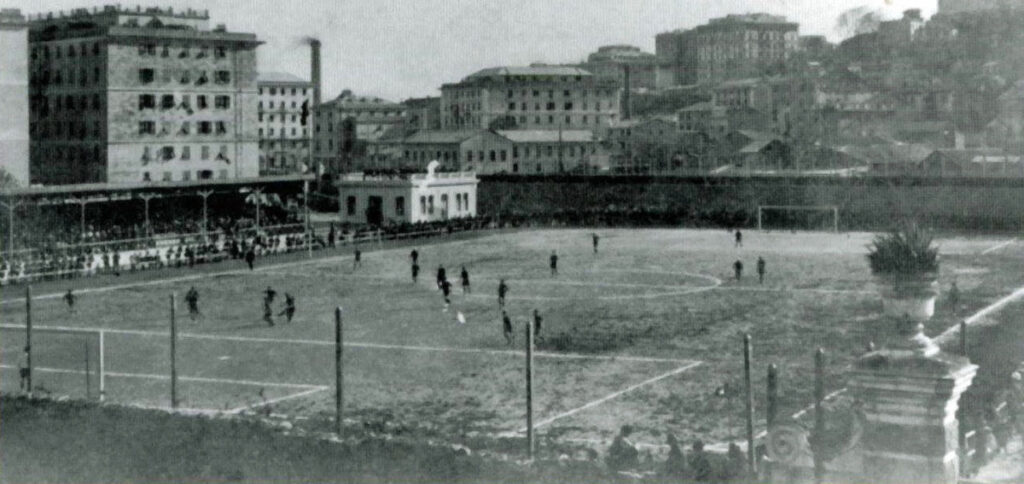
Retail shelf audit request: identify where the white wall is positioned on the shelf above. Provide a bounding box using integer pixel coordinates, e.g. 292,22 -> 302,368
0,20 -> 29,186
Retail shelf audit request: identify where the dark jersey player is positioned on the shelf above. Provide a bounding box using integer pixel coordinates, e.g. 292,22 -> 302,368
460,266 -> 471,294
185,286 -> 201,321
734,230 -> 743,248
440,279 -> 453,311
593,233 -> 600,254
756,257 -> 766,285
410,249 -> 419,265
733,260 -> 743,281
412,262 -> 420,283
278,293 -> 296,323
436,266 -> 447,290
63,289 -> 76,313
502,311 -> 514,346
550,251 -> 558,276
498,279 -> 509,308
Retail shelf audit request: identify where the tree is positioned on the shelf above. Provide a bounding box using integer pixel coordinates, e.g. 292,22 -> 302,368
0,168 -> 19,191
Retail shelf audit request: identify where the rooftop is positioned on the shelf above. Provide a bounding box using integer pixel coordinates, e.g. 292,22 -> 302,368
460,65 -> 594,83
257,72 -> 309,85
496,130 -> 596,143
322,90 -> 401,109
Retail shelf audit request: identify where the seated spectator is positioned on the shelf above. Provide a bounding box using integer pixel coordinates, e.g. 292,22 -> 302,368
661,433 -> 687,478
689,440 -> 712,482
606,425 -> 640,471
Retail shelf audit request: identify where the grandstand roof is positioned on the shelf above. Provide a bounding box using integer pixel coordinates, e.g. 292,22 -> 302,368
496,130 -> 595,143
0,174 -> 315,199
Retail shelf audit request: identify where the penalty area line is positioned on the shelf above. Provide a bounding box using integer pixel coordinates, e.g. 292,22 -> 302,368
980,239 -> 1015,255
514,360 -> 703,434
226,386 -> 329,415
0,364 -> 323,390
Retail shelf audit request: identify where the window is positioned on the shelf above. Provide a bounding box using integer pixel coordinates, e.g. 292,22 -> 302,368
215,46 -> 226,58
215,96 -> 230,109
196,71 -> 208,85
182,171 -> 191,181
270,88 -> 277,96
508,103 -> 516,111
138,121 -> 155,135
428,196 -> 434,214
466,151 -> 473,162
160,146 -> 175,160
181,146 -> 190,160
347,196 -> 357,216
215,121 -> 227,135
201,146 -> 210,160
143,172 -> 151,181
489,150 -> 496,162
197,96 -> 208,109
215,71 -> 231,84
420,196 -> 427,215
179,122 -> 191,135
456,195 -> 462,211
162,172 -> 172,181
198,122 -> 212,134
395,197 -> 405,216
219,169 -> 228,180
564,102 -> 573,110
513,147 -> 518,158
139,95 -> 156,109
546,102 -> 555,111
161,95 -> 175,109
139,68 -> 154,84
500,150 -> 507,161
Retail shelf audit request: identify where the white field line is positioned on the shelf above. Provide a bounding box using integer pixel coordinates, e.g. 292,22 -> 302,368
0,364 -> 322,389
0,323 -> 696,364
226,386 -> 329,415
936,284 -> 1024,344
980,239 -> 1016,255
714,286 -> 875,295
514,361 -> 703,434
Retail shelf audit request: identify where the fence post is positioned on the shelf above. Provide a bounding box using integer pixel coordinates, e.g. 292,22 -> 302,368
813,348 -> 825,484
743,334 -> 755,476
84,341 -> 91,400
960,320 -> 967,357
767,363 -> 778,428
526,317 -> 535,460
335,306 -> 343,437
25,285 -> 32,395
170,293 -> 177,409
98,331 -> 106,402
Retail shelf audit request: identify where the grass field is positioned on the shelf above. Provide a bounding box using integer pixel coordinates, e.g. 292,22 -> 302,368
2,228 -> 1023,453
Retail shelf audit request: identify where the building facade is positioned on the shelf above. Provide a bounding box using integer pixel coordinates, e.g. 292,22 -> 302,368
579,45 -> 657,90
27,5 -> 261,185
0,9 -> 30,186
257,71 -> 312,176
338,165 -> 478,226
656,13 -> 799,87
313,90 -> 407,174
439,66 -> 621,131
939,0 -> 1024,14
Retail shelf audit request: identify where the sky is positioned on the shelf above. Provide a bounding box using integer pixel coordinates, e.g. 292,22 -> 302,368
5,0 -> 937,101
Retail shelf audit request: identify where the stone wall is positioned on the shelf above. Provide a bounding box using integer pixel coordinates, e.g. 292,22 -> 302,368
477,176 -> 1024,232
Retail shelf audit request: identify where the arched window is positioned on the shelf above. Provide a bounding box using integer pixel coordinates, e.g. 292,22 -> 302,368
420,196 -> 427,215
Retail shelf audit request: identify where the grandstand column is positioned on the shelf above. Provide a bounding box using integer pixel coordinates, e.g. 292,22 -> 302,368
253,188 -> 264,230
140,194 -> 157,238
198,190 -> 214,237
0,199 -> 21,253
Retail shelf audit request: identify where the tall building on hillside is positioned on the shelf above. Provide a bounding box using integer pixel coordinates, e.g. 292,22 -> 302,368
939,0 -> 1024,13
313,90 -> 407,174
0,9 -> 30,186
27,5 -> 261,185
579,45 -> 656,90
439,65 -> 621,131
257,71 -> 312,175
656,13 -> 799,87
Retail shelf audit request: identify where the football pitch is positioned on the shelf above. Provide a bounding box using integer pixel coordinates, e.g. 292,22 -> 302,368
3,228 -> 1023,448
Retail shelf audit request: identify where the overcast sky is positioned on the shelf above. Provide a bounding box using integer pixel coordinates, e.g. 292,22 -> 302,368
7,0 -> 936,101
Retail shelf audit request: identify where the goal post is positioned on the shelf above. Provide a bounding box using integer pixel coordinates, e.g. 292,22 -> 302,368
757,205 -> 839,233
0,323 -> 105,401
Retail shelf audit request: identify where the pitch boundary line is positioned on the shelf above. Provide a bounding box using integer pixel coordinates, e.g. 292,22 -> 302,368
980,239 -> 1016,255
513,361 -> 704,434
226,386 -> 330,415
0,364 -> 323,390
0,323 -> 696,364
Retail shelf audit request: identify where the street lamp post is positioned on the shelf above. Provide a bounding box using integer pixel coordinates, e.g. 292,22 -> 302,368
140,193 -> 157,238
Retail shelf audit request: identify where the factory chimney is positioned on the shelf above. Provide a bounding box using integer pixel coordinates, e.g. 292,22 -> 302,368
310,38 -> 322,109
622,64 -> 632,121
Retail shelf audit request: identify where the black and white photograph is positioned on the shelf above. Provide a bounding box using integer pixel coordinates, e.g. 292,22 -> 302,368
1,0 -> 1023,482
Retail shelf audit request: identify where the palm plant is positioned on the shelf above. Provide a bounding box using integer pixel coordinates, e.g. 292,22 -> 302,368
867,223 -> 939,276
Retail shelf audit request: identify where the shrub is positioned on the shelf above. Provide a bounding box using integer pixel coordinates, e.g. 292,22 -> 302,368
866,223 -> 939,276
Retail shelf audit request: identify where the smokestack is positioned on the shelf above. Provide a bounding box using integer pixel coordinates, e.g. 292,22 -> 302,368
622,64 -> 632,121
309,39 -> 322,109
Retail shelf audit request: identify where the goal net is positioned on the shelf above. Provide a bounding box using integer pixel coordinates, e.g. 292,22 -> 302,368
757,205 -> 839,232
0,324 -> 105,401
